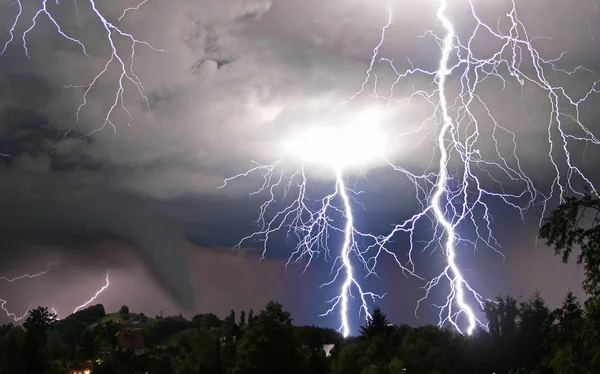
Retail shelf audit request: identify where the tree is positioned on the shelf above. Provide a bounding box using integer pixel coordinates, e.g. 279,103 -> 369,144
540,192 -> 600,297
0,323 -> 14,337
174,329 -> 220,374
234,301 -> 307,374
398,325 -> 453,374
359,306 -> 391,339
66,304 -> 106,325
119,305 -> 130,316
388,357 -> 407,374
148,315 -> 192,346
332,343 -> 365,374
482,296 -> 519,372
56,318 -> 88,361
192,313 -> 222,329
239,310 -> 246,328
517,292 -> 551,372
248,309 -> 254,326
547,292 -> 586,374
540,193 -> 600,372
22,307 -> 57,374
0,326 -> 25,374
24,306 -> 57,330
78,328 -> 97,359
94,321 -> 119,349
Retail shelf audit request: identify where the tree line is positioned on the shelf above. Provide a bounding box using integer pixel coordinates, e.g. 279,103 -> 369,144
1,192 -> 600,374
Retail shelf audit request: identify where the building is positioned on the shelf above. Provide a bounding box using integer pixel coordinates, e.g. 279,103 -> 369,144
115,328 -> 146,355
68,360 -> 93,374
322,344 -> 335,357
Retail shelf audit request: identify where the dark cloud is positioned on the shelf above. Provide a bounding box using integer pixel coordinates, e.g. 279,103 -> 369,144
0,169 -> 195,311
0,242 -> 297,322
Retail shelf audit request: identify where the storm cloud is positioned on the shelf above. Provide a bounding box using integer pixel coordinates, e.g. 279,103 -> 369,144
0,0 -> 599,324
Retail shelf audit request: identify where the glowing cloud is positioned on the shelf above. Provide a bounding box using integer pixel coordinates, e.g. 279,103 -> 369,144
285,108 -> 386,169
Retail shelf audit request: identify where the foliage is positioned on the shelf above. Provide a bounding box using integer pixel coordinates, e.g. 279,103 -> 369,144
234,301 -> 307,374
0,291 -> 598,374
540,191 -> 600,297
192,313 -> 222,330
0,325 -> 25,374
539,192 -> 600,373
359,306 -> 392,339
23,305 -> 57,330
119,305 -> 130,316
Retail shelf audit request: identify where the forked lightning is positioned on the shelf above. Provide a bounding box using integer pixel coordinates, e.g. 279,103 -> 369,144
223,0 -> 600,336
1,0 -> 162,137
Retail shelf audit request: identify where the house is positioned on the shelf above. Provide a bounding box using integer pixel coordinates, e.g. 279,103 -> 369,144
115,328 -> 146,355
322,344 -> 335,357
68,360 -> 93,374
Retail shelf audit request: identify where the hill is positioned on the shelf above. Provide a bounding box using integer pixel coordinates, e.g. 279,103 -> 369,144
92,312 -> 158,328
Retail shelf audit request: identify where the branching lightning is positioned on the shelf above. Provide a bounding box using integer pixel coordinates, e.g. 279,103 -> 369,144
1,264 -> 111,322
223,0 -> 600,336
1,0 -> 163,138
220,112 -> 418,337
0,263 -> 54,321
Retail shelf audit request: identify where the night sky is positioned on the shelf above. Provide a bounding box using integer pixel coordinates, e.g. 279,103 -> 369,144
0,0 -> 599,335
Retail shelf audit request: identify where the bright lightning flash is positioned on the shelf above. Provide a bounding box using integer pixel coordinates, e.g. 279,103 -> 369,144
221,108 -> 417,338
1,0 -> 163,137
72,269 -> 111,314
224,0 -> 600,337
42,269 -> 111,318
346,0 -> 599,335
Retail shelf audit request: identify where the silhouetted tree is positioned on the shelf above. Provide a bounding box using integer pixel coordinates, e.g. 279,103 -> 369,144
234,301 -> 307,374
24,306 -> 57,330
248,309 -> 254,326
239,310 -> 246,328
517,292 -> 551,372
22,307 -> 56,374
192,313 -> 222,330
119,305 -> 130,316
546,291 -> 585,373
540,191 -> 600,297
359,306 -> 392,339
0,323 -> 14,337
174,329 -> 220,374
0,326 -> 25,374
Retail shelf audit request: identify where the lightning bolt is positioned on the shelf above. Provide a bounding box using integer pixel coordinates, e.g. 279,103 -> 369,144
0,262 -> 56,321
1,265 -> 111,321
224,0 -> 599,336
429,0 -> 479,334
73,269 -> 111,313
220,155 -> 414,338
361,0 -> 597,334
51,306 -> 61,320
0,261 -> 57,282
1,0 -> 163,138
0,301 -> 30,322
